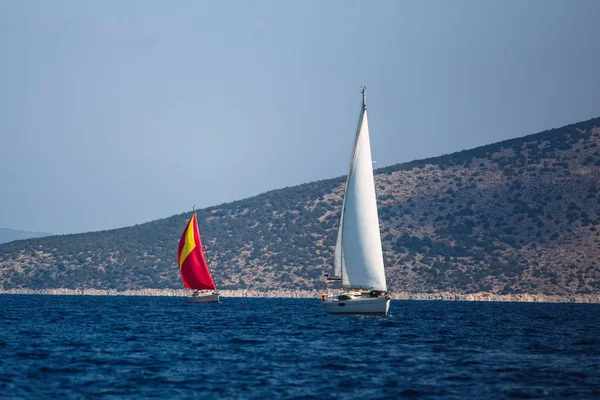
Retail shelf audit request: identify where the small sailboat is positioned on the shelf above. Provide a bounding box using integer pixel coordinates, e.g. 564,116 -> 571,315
322,88 -> 390,315
177,208 -> 220,303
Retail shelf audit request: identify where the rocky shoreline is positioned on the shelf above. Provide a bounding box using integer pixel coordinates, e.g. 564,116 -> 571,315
0,288 -> 598,303
390,291 -> 600,303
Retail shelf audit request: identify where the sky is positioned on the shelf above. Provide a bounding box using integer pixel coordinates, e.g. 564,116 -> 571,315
1,0 -> 599,235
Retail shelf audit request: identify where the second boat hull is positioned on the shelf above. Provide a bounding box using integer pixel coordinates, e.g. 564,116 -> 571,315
186,293 -> 220,303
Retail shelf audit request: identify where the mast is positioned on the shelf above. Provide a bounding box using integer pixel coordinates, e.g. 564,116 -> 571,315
361,86 -> 366,108
193,206 -> 218,291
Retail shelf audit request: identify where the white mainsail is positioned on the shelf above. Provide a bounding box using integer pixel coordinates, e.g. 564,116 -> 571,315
334,89 -> 387,291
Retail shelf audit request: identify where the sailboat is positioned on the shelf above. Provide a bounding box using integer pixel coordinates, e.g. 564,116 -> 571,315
322,88 -> 391,315
177,208 -> 220,303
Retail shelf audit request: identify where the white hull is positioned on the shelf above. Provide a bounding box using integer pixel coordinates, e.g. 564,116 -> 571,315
186,293 -> 220,303
323,296 -> 390,315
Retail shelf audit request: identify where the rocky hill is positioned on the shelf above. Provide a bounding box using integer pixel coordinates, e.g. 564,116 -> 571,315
1,117 -> 599,296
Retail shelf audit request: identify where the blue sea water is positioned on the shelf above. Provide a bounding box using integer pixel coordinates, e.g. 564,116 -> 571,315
0,296 -> 598,399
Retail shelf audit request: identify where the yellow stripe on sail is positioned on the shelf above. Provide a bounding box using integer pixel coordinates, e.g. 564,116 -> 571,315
179,216 -> 197,269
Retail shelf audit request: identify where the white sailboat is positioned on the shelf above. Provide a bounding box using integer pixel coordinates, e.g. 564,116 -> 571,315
322,88 -> 391,315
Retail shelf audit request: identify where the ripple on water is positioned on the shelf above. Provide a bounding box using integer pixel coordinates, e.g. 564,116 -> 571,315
0,296 -> 598,398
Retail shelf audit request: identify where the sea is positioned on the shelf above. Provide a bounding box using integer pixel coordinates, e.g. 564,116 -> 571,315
0,296 -> 598,399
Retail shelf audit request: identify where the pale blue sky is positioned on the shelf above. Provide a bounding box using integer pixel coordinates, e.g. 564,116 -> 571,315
1,0 -> 599,234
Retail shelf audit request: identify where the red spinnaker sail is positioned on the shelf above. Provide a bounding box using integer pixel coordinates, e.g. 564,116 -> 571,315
177,214 -> 216,291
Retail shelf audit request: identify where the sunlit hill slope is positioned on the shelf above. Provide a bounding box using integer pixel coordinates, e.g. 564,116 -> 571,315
1,117 -> 599,295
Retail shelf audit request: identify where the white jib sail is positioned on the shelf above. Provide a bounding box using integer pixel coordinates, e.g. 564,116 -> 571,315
332,170 -> 350,278
332,214 -> 345,278
339,98 -> 387,291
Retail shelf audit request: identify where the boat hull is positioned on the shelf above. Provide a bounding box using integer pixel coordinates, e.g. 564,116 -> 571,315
186,293 -> 220,303
323,296 -> 390,315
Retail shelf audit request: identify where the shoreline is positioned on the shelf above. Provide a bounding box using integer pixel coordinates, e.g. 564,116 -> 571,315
0,288 -> 598,303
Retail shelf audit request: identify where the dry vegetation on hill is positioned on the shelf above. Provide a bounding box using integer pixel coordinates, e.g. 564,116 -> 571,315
1,117 -> 599,296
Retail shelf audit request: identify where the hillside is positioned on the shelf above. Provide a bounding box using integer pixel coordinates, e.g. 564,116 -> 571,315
0,228 -> 52,245
1,117 -> 600,295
